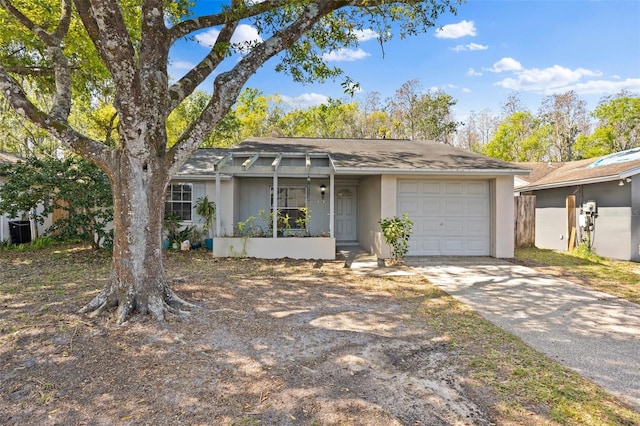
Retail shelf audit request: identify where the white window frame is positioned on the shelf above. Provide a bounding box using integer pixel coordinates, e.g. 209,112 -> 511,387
165,183 -> 193,221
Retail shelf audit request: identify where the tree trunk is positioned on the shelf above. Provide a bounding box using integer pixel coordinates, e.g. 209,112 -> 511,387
79,150 -> 191,323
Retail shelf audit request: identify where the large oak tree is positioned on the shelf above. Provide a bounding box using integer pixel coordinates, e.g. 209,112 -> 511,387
0,0 -> 459,323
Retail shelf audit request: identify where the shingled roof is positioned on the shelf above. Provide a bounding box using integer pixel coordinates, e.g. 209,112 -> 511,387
177,137 -> 529,177
516,148 -> 640,191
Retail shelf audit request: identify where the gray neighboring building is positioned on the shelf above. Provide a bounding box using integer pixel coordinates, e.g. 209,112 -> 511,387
516,148 -> 640,261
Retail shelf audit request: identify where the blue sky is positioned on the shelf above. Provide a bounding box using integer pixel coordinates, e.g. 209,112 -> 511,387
169,0 -> 640,120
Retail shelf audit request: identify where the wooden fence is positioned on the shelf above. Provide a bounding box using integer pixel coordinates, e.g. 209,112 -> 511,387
514,195 -> 535,247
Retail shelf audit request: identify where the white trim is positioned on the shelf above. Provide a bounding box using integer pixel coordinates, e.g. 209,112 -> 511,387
333,167 -> 528,176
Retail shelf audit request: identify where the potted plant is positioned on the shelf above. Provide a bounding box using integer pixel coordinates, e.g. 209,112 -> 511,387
163,213 -> 180,250
195,196 -> 216,250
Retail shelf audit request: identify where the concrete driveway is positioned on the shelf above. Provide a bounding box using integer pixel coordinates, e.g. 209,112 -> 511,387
404,257 -> 640,412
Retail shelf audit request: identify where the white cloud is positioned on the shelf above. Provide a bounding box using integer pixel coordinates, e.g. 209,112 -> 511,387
495,64 -> 601,91
354,29 -> 378,42
280,93 -> 329,108
435,20 -> 476,39
467,67 -> 482,76
487,57 -> 523,73
195,29 -> 219,47
547,77 -> 640,95
195,24 -> 263,53
322,48 -> 370,62
462,88 -> 472,93
452,43 -> 488,52
171,60 -> 195,70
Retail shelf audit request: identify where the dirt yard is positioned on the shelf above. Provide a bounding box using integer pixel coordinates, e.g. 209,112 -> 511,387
0,246 -> 497,425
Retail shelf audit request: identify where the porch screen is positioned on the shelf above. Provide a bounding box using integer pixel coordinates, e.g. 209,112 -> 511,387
271,187 -> 307,230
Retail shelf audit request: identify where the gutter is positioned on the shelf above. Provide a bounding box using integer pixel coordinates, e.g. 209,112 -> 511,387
518,174 -> 623,191
333,167 -> 530,176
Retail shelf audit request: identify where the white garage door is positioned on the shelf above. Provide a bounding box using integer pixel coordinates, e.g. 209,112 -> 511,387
397,179 -> 491,256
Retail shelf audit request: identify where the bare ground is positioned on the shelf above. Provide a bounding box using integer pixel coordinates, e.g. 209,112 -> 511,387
0,246 -> 495,425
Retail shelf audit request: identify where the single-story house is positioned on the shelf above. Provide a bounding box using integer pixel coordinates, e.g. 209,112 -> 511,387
515,148 -> 640,261
173,137 -> 528,260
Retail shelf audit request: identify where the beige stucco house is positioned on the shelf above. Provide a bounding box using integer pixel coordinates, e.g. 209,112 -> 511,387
172,137 -> 528,260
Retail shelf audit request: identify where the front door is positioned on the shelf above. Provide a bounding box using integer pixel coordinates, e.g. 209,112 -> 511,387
335,186 -> 357,242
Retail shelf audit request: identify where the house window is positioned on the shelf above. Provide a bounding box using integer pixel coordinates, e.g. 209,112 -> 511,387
271,186 -> 307,230
165,183 -> 192,221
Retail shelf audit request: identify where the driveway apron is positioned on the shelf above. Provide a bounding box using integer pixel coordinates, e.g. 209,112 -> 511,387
405,257 -> 640,412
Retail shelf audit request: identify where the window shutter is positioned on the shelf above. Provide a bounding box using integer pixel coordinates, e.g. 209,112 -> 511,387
192,183 -> 206,224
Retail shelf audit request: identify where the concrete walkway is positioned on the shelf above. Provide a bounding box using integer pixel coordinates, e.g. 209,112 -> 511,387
401,257 -> 640,412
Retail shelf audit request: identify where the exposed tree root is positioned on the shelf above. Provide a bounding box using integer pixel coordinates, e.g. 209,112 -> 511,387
79,284 -> 199,324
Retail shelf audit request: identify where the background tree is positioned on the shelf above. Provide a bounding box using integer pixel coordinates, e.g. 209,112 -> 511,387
414,89 -> 459,143
538,90 -> 590,161
481,111 -> 550,161
386,78 -> 423,140
0,0 -> 459,323
456,108 -> 498,151
574,92 -> 640,158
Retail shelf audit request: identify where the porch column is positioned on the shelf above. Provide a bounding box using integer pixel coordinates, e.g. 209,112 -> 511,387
329,172 -> 335,238
272,172 -> 278,239
215,172 -> 221,237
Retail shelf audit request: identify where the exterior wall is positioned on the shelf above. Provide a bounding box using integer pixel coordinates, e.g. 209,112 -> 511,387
632,175 -> 640,261
532,180 -> 635,260
232,177 -> 330,236
492,176 -> 515,258
357,175 -> 383,256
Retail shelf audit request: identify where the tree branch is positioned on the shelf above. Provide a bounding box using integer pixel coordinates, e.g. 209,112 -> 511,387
73,0 -> 140,118
168,20 -> 238,110
167,0 -> 343,173
0,65 -> 112,169
167,0 -> 291,45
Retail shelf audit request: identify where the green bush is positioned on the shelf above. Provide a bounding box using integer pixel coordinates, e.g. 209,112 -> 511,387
379,212 -> 413,263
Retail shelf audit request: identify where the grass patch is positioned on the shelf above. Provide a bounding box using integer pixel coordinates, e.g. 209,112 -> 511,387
415,282 -> 640,425
516,246 -> 640,303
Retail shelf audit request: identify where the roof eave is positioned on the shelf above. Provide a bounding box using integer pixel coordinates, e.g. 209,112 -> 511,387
334,167 -> 528,176
517,174 -> 623,192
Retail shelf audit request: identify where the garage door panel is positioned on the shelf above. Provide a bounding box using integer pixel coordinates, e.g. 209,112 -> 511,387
467,199 -> 489,214
442,239 -> 464,254
397,179 -> 490,256
398,180 -> 420,194
423,200 -> 441,215
444,219 -> 464,233
444,182 -> 463,195
444,200 -> 464,215
422,218 -> 441,233
467,182 -> 489,195
467,218 -> 489,234
467,239 -> 489,254
398,199 -> 421,215
414,238 -> 440,255
422,182 -> 441,194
